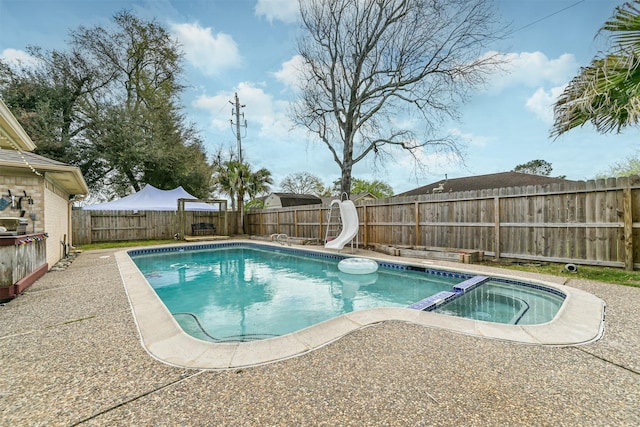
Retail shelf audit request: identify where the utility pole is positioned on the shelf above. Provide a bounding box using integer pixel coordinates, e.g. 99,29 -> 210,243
230,92 -> 247,164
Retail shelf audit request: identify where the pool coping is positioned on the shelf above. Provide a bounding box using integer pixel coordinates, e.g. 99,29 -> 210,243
115,240 -> 606,370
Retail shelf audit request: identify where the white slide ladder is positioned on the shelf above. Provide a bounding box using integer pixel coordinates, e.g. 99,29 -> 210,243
324,199 -> 359,251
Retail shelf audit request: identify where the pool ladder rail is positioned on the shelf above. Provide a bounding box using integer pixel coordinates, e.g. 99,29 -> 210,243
270,233 -> 291,246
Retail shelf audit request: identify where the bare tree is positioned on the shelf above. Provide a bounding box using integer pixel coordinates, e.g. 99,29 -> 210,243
292,0 -> 505,195
279,172 -> 327,195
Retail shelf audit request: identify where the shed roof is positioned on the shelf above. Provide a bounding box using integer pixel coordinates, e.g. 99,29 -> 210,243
270,193 -> 322,207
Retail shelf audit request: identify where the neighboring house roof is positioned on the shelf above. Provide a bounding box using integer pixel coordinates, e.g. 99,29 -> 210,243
351,192 -> 377,201
395,172 -> 574,197
268,193 -> 322,207
321,192 -> 378,205
0,148 -> 89,195
0,98 -> 36,151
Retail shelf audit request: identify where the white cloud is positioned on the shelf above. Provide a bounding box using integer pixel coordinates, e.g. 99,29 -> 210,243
273,55 -> 305,89
192,83 -> 309,181
170,22 -> 241,75
0,48 -> 41,69
391,140 -> 464,177
192,82 -> 295,139
484,51 -> 578,93
449,128 -> 491,148
525,85 -> 566,124
255,0 -> 299,24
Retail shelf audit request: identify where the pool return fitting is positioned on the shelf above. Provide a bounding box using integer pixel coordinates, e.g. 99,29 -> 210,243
564,263 -> 578,273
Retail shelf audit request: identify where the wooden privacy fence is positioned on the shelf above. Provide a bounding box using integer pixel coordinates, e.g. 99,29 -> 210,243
72,209 -> 234,245
245,176 -> 640,270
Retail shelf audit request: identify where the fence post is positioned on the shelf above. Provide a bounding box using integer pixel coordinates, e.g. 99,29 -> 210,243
86,210 -> 92,244
494,196 -> 501,259
414,201 -> 420,247
623,186 -> 634,270
260,211 -> 263,236
363,204 -> 368,247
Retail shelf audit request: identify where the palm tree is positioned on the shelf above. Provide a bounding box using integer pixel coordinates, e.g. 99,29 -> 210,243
212,162 -> 237,209
212,161 -> 272,233
245,167 -> 273,201
551,0 -> 640,137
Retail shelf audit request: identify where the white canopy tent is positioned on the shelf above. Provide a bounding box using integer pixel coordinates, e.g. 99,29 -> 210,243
84,184 -> 218,211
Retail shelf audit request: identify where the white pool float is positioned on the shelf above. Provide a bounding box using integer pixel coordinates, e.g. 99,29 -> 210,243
338,257 -> 379,275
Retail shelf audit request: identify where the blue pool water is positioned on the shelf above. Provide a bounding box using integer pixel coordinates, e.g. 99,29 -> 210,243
129,243 -> 565,342
432,280 -> 565,325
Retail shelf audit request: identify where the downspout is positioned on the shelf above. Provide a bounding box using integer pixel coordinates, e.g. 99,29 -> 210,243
67,194 -> 85,250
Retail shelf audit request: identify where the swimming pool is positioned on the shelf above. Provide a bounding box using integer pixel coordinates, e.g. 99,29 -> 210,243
130,242 -> 567,341
130,245 -> 466,341
117,240 -> 606,369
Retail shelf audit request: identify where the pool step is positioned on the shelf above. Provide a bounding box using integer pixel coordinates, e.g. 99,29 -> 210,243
453,275 -> 489,294
408,275 -> 490,312
408,291 -> 457,311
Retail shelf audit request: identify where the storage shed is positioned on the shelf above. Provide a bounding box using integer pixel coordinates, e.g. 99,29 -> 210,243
264,193 -> 322,209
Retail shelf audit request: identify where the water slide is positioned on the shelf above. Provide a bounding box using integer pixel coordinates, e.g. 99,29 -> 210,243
325,200 -> 359,250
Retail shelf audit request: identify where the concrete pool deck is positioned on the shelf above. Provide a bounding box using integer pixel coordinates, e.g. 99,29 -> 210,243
117,241 -> 606,370
1,243 -> 639,425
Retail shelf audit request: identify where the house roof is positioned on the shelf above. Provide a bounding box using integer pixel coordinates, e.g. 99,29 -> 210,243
395,172 -> 574,197
0,98 -> 36,151
0,99 -> 88,196
0,148 -> 89,196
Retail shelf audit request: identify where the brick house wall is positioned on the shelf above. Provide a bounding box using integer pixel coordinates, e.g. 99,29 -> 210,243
0,171 -> 72,268
0,171 -> 44,233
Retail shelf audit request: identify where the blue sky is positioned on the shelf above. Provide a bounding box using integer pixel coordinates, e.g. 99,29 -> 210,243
1,0 -> 637,195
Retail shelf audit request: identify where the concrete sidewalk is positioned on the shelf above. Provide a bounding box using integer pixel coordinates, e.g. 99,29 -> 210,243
1,248 -> 638,426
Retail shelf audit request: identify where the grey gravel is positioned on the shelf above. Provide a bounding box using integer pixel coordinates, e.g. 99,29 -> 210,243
1,249 -> 638,426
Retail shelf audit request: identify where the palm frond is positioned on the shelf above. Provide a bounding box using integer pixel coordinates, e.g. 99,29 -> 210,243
552,1 -> 640,137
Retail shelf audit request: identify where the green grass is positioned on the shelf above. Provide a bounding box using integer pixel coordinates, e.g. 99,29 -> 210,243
75,240 -> 176,251
75,240 -> 640,288
480,260 -> 640,288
